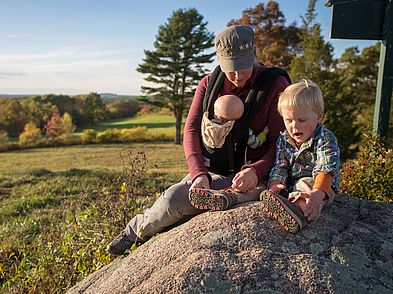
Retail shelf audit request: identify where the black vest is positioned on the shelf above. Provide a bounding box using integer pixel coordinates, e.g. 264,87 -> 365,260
201,65 -> 291,175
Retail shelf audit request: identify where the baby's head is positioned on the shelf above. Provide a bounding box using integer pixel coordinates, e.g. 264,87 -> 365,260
278,79 -> 324,144
213,94 -> 244,123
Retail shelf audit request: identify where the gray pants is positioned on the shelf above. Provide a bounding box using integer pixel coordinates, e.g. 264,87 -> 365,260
124,173 -> 264,242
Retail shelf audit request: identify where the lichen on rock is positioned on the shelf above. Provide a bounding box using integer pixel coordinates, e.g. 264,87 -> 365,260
67,194 -> 393,294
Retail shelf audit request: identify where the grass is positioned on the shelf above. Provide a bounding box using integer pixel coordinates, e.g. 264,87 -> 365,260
81,114 -> 178,136
0,142 -> 188,293
0,142 -> 187,178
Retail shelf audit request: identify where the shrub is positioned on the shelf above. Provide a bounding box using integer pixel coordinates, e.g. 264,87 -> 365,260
119,127 -> 148,142
96,128 -> 120,143
340,133 -> 393,202
96,127 -> 149,143
81,129 -> 98,144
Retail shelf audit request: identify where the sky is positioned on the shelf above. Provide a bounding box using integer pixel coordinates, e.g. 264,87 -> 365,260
0,0 -> 377,96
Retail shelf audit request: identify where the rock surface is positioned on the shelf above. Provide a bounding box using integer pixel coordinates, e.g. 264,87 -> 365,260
67,194 -> 393,294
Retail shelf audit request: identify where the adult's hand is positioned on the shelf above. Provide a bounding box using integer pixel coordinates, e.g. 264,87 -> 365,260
189,174 -> 210,190
232,168 -> 258,193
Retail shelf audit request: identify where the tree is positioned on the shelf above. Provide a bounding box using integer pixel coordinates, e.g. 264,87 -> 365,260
137,8 -> 215,144
45,112 -> 75,143
106,99 -> 141,119
290,0 -> 359,160
0,130 -> 8,146
0,98 -> 27,137
228,0 -> 302,69
337,44 -> 380,128
74,92 -> 107,126
19,122 -> 42,146
290,0 -> 334,79
23,97 -> 58,130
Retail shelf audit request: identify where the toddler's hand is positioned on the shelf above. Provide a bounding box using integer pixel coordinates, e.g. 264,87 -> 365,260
263,126 -> 269,135
269,183 -> 286,194
300,190 -> 325,221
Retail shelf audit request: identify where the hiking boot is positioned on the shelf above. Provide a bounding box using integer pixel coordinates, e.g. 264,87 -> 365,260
189,187 -> 238,211
260,190 -> 306,233
106,231 -> 135,256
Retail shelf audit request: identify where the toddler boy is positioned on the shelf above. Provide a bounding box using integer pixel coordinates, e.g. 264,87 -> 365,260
260,79 -> 340,233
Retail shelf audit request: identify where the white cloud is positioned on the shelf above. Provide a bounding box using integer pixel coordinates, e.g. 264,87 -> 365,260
7,33 -> 28,39
0,48 -> 132,62
0,47 -> 144,94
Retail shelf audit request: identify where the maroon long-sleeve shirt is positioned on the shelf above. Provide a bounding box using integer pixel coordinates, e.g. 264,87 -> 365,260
183,64 -> 289,183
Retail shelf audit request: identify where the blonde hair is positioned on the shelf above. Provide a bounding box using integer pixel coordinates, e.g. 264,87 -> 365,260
277,79 -> 324,116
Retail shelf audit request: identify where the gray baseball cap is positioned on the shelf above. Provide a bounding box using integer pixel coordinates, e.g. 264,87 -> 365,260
215,25 -> 255,72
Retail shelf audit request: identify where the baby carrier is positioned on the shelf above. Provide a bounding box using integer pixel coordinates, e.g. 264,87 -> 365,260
201,65 -> 291,175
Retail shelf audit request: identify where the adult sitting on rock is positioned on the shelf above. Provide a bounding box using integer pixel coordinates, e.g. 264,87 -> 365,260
107,25 -> 290,256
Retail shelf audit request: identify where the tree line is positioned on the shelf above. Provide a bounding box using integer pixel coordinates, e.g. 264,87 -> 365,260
137,0 -> 389,160
1,0 -> 390,160
0,93 -> 141,137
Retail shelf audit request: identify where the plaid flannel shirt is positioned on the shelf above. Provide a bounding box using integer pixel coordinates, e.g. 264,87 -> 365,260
268,124 -> 340,193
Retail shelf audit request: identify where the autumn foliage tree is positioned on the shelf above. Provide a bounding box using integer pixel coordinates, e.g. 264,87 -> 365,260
137,8 -> 215,144
45,112 -> 75,142
19,122 -> 42,146
228,0 -> 302,69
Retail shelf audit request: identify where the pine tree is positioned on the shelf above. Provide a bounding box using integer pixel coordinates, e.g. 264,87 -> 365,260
137,8 -> 215,144
290,0 -> 334,80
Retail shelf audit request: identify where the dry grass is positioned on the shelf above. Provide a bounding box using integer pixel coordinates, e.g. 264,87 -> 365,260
0,142 -> 188,179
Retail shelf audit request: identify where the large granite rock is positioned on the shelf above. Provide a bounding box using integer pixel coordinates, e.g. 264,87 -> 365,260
67,194 -> 393,294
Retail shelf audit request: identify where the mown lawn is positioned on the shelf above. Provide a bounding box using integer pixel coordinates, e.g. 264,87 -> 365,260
81,114 -> 178,137
0,142 -> 187,178
0,142 -> 187,293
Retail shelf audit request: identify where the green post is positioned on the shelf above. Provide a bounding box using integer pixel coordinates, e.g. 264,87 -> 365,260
373,0 -> 393,138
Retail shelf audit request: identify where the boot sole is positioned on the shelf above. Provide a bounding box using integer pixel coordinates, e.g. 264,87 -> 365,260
260,190 -> 302,233
189,188 -> 225,211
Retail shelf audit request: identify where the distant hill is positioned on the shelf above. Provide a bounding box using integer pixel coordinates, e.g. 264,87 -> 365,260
0,93 -> 139,101
99,93 -> 139,101
0,94 -> 34,99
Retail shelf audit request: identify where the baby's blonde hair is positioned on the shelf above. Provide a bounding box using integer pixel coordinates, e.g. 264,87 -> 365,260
277,79 -> 324,116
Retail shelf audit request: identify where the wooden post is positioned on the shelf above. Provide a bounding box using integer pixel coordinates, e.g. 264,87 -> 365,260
373,0 -> 393,138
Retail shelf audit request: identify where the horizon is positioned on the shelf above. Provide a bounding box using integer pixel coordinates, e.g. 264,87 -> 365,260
0,92 -> 138,97
0,0 -> 377,96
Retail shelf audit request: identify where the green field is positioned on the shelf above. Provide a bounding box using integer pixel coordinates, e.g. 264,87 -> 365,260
0,142 -> 187,293
0,142 -> 187,178
82,114 -> 178,136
